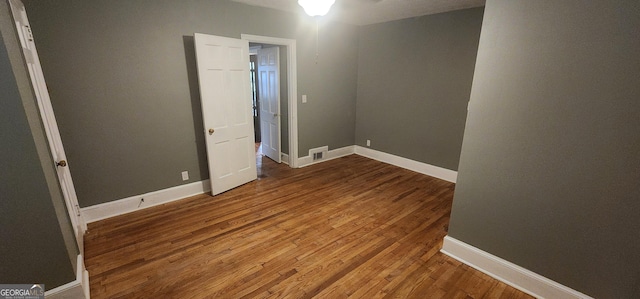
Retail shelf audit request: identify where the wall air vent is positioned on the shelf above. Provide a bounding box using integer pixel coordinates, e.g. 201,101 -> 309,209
309,146 -> 329,162
313,152 -> 324,161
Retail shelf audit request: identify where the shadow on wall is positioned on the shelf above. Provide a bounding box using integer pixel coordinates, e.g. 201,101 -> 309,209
182,35 -> 208,179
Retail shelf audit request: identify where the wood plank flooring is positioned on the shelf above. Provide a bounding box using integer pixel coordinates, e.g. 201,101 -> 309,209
84,154 -> 533,298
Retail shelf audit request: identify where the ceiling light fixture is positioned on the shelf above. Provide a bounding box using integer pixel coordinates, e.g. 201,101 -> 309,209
298,0 -> 336,17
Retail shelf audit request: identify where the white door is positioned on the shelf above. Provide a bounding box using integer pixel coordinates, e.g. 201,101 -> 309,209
257,46 -> 281,163
194,33 -> 257,195
9,0 -> 86,253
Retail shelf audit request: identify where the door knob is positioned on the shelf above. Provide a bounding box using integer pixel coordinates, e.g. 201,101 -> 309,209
57,160 -> 67,167
208,128 -> 215,135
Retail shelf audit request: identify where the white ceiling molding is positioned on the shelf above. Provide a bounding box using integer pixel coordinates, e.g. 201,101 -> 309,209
231,0 -> 485,26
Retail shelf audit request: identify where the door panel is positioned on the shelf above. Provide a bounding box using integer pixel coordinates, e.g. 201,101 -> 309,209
230,71 -> 249,125
257,46 -> 281,163
194,33 -> 257,196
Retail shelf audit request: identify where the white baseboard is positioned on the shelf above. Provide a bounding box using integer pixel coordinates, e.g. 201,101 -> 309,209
81,147 -> 452,223
296,146 -> 457,184
46,255 -> 90,299
354,146 -> 457,183
81,180 -> 211,223
441,236 -> 593,299
281,153 -> 289,165
80,254 -> 90,299
298,145 -> 355,168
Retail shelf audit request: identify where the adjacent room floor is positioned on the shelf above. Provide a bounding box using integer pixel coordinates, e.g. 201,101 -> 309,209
84,154 -> 532,298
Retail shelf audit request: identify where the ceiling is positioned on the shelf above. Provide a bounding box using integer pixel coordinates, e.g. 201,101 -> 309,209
231,0 -> 485,26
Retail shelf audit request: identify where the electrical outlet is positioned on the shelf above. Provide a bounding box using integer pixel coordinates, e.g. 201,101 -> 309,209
181,171 -> 189,181
366,140 -> 371,147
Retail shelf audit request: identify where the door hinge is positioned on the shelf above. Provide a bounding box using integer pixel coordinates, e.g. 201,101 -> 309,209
24,25 -> 34,42
75,204 -> 81,217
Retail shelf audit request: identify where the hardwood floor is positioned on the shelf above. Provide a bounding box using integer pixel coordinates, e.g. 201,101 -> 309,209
85,154 -> 532,298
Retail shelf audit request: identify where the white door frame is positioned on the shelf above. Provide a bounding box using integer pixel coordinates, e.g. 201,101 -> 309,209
241,34 -> 299,168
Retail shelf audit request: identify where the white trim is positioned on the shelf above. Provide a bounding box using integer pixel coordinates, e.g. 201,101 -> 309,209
298,145 -> 355,167
281,153 -> 290,165
80,254 -> 90,299
441,236 -> 593,299
354,146 -> 457,183
81,180 -> 210,223
46,254 -> 90,298
241,34 -> 299,168
45,280 -> 82,299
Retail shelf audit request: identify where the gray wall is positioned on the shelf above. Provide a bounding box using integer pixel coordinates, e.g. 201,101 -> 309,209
22,0 -> 358,207
0,2 -> 76,288
448,0 -> 640,298
297,18 -> 358,156
355,8 -> 483,171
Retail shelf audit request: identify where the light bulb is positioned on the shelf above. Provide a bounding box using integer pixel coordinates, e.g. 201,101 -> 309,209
298,0 -> 336,17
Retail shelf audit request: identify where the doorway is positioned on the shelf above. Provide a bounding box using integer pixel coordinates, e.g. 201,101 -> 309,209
194,34 -> 297,196
250,43 -> 284,164
249,54 -> 261,144
8,0 -> 87,252
242,34 -> 299,168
